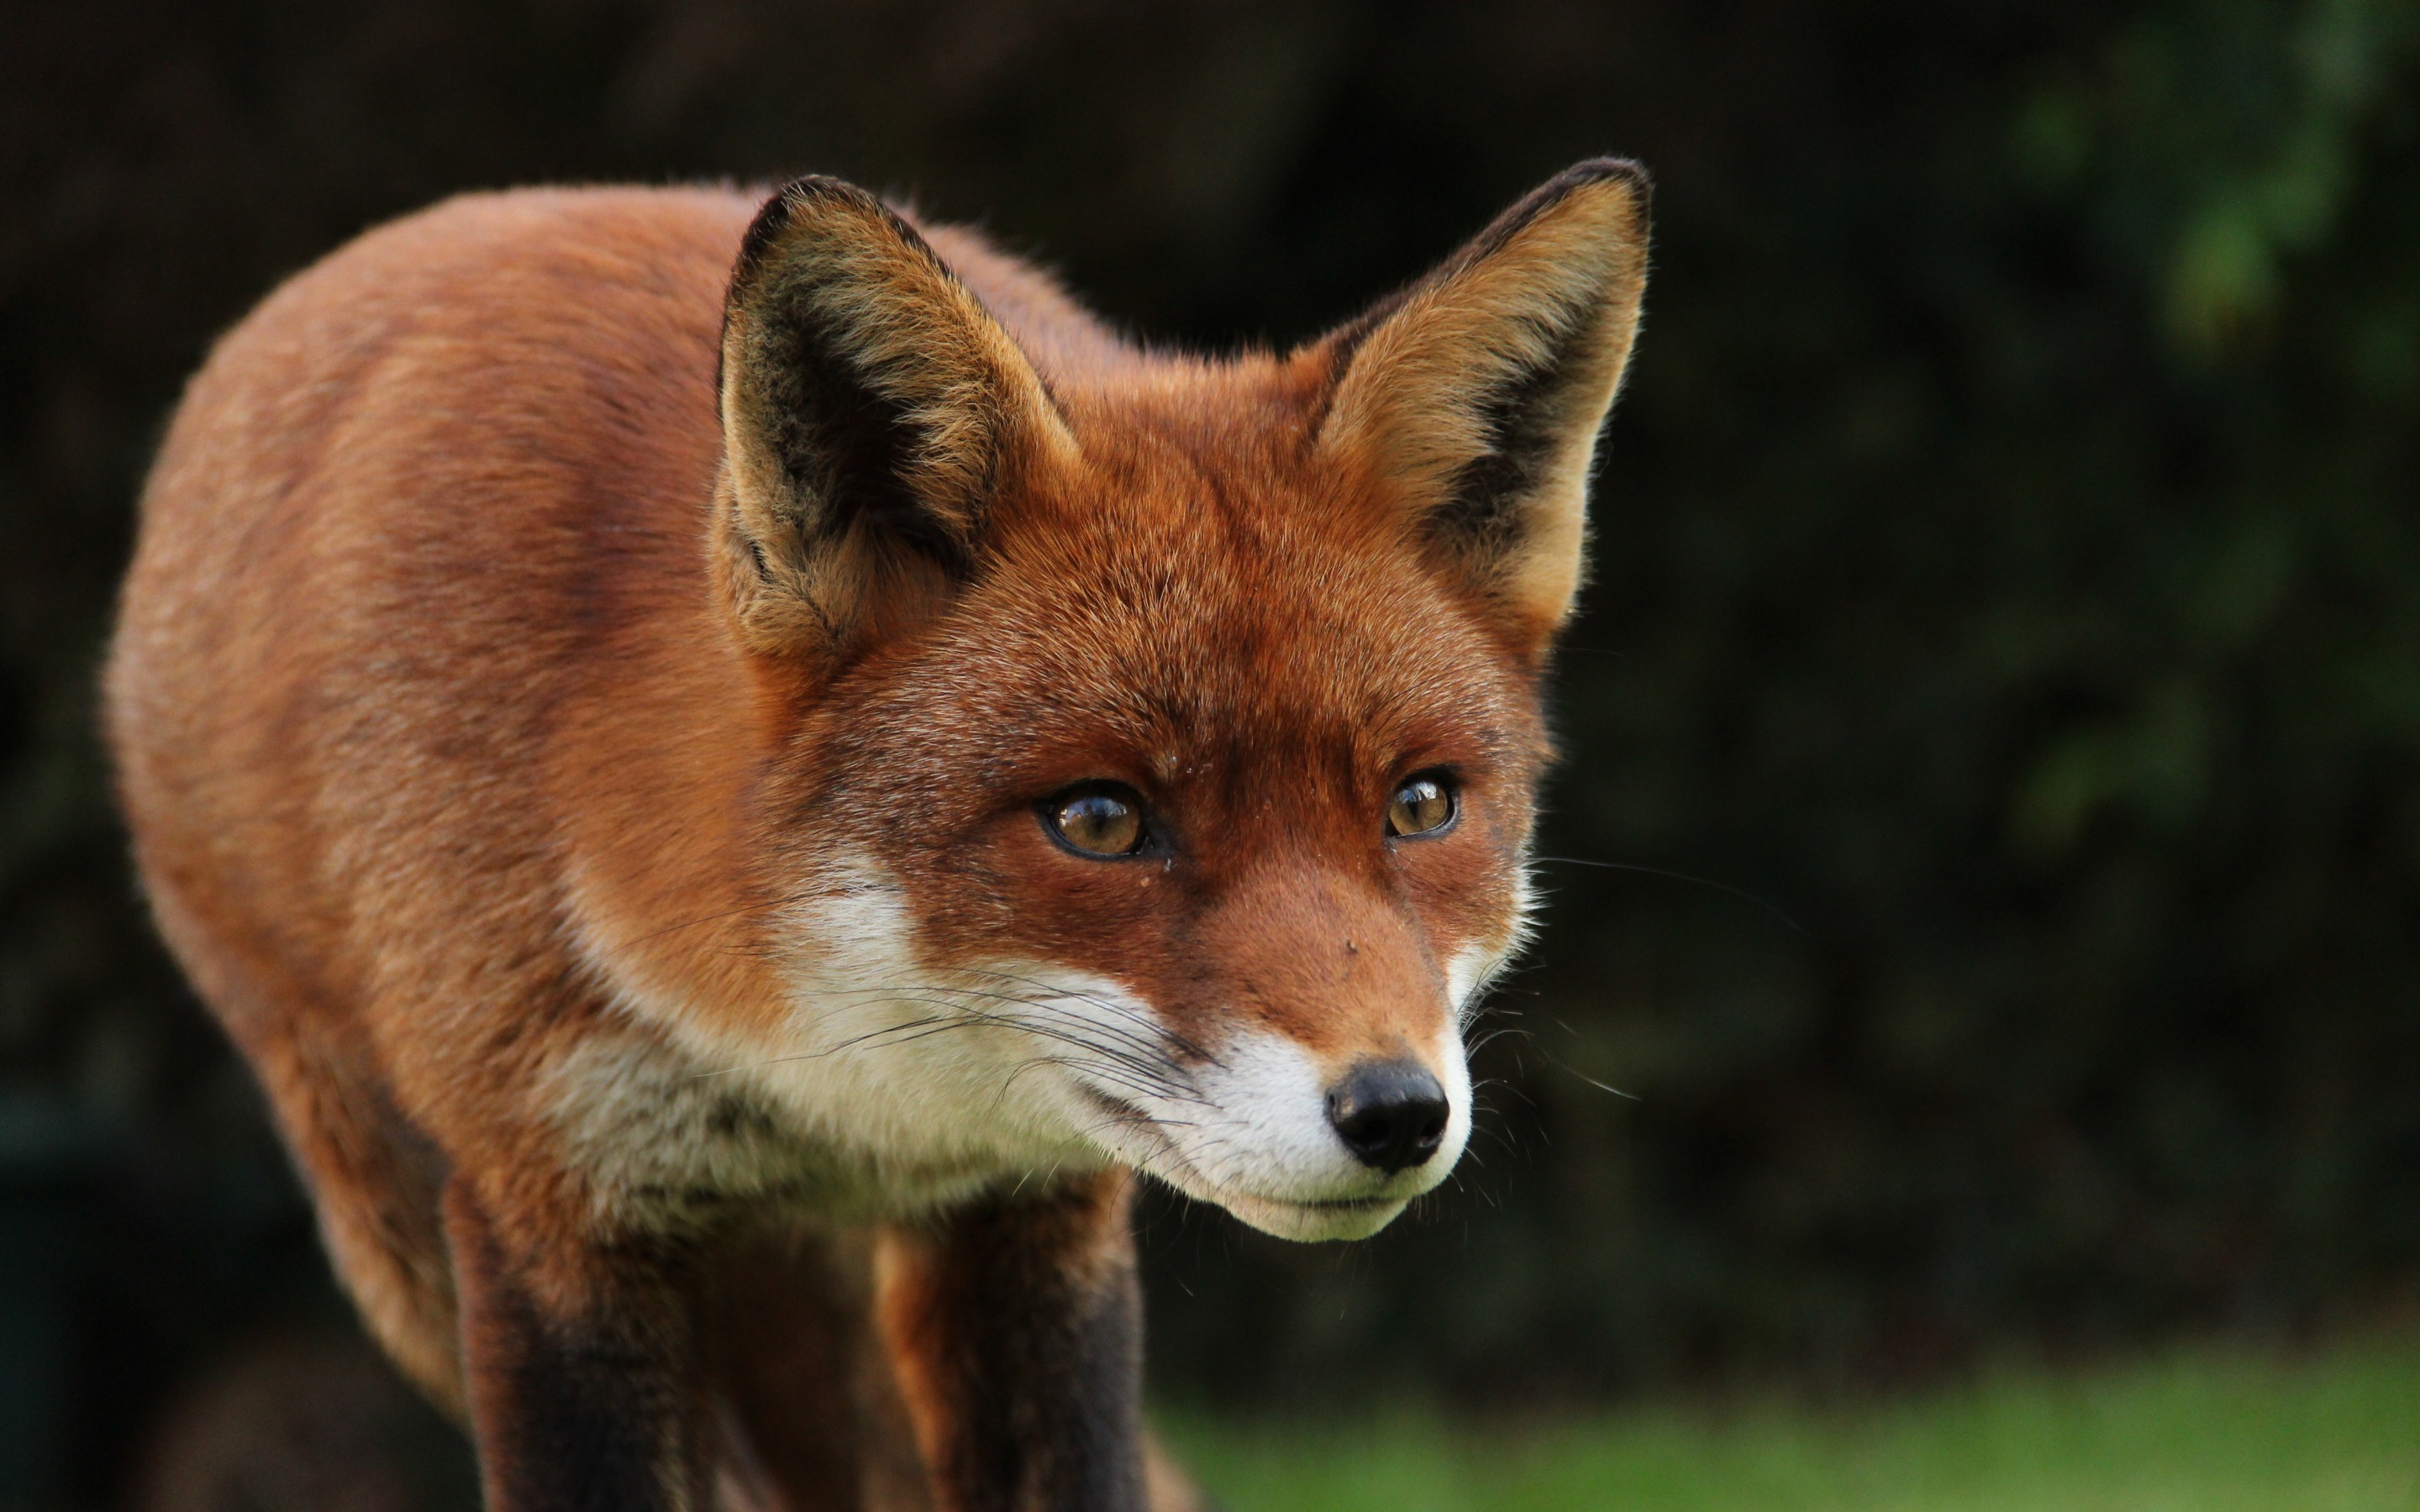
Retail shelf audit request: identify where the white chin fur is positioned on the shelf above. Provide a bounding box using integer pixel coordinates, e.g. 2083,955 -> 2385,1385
1213,1191 -> 1412,1243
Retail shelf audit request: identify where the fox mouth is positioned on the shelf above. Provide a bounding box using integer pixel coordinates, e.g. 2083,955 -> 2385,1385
1207,1187 -> 1412,1243
1071,1087 -> 1418,1238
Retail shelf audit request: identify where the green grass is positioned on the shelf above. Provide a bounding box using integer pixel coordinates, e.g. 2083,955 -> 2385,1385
1162,1331 -> 2420,1512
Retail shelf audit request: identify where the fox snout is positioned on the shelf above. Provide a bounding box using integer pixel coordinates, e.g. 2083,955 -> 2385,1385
999,866 -> 1487,1243
1085,1018 -> 1470,1244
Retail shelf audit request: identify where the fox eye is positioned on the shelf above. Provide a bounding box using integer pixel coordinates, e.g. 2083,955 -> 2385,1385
1044,785 -> 1149,858
1386,772 -> 1458,838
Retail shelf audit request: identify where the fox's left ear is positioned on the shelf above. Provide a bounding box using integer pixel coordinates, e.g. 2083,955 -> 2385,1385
1313,160 -> 1650,659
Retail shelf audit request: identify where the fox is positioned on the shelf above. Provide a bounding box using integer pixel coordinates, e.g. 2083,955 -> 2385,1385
103,159 -> 1650,1511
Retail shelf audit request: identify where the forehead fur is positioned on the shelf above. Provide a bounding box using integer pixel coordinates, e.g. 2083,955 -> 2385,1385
813,360 -> 1547,803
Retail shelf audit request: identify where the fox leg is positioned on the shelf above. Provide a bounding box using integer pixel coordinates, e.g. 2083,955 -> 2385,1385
711,1225 -> 937,1512
444,1177 -> 712,1512
876,1173 -> 1145,1512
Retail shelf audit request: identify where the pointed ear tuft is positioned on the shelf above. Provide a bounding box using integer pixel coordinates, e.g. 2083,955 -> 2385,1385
717,176 -> 1076,662
1314,159 -> 1651,658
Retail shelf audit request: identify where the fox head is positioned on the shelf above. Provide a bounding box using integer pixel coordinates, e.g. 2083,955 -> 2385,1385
703,162 -> 1649,1241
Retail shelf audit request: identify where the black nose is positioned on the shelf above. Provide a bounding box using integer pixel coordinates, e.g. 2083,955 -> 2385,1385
1324,1059 -> 1450,1174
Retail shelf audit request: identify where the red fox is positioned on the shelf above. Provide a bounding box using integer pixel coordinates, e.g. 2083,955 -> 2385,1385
104,160 -> 1649,1510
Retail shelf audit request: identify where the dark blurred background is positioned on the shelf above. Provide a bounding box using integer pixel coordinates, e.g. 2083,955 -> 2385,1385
6,0 -> 2420,1504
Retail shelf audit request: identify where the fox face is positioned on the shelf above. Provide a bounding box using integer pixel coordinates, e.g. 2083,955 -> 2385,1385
658,165 -> 1649,1243
755,440 -> 1551,1240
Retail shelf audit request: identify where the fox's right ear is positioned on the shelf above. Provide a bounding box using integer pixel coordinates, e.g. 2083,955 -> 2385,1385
1312,160 -> 1650,664
716,176 -> 1076,664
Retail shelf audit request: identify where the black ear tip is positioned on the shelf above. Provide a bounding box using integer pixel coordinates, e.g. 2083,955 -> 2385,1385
772,173 -> 884,214
731,174 -> 890,288
1554,157 -> 1654,207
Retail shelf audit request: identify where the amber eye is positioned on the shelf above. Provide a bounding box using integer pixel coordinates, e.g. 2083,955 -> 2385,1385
1386,772 -> 1458,838
1044,785 -> 1149,858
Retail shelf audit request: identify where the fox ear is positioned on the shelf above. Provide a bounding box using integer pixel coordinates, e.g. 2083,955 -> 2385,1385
717,176 -> 1076,662
1313,160 -> 1650,659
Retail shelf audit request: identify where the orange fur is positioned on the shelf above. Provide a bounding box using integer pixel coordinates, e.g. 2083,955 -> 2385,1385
106,164 -> 1649,1509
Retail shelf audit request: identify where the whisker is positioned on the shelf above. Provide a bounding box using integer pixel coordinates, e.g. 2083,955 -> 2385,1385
1530,854 -> 1806,935
696,977 -> 1210,1109
950,965 -> 1224,1068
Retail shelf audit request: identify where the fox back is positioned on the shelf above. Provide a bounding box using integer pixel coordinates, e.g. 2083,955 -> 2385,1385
105,166 -> 1649,1511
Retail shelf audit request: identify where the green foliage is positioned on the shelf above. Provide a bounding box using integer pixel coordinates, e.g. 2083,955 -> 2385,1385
1165,1329 -> 2420,1510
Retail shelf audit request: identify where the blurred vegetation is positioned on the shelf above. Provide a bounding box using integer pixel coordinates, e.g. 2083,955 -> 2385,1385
3,0 -> 2419,1498
1166,1326 -> 2420,1510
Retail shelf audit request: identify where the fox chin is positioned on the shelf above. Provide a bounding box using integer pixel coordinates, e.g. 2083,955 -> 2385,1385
108,159 -> 1649,1510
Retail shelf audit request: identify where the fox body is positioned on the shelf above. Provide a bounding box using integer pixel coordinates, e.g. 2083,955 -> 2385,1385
105,163 -> 1649,1510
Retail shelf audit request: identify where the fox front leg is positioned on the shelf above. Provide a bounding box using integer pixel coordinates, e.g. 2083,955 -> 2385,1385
444,1179 -> 712,1512
878,1173 -> 1147,1512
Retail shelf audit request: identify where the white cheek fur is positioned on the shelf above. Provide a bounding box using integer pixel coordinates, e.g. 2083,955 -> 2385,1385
1445,863 -> 1539,1026
556,853 -> 1107,1226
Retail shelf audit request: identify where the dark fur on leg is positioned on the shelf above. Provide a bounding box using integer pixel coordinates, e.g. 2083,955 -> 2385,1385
445,1182 -> 709,1512
710,1225 -> 936,1512
876,1174 -> 1144,1512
